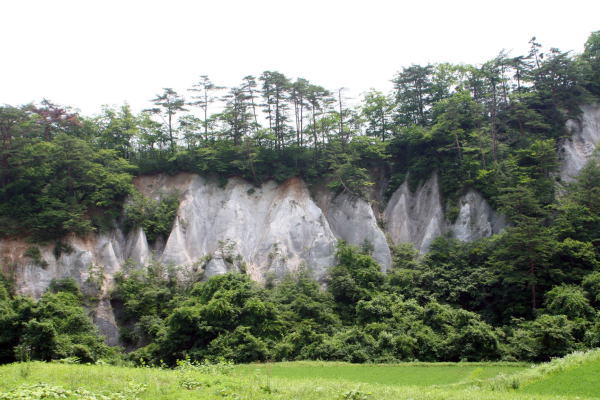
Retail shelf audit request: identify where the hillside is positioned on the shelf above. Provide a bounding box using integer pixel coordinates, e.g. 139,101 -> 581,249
0,32 -> 599,365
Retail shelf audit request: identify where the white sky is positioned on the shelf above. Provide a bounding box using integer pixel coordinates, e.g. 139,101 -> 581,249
1,0 -> 598,115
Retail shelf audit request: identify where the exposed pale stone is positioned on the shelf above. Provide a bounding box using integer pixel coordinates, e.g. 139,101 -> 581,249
315,190 -> 391,271
124,227 -> 151,265
450,190 -> 506,242
0,174 -> 511,345
3,104 -> 599,346
384,176 -> 505,252
560,104 -> 600,181
2,171 -> 530,345
157,176 -> 337,282
384,174 -> 445,253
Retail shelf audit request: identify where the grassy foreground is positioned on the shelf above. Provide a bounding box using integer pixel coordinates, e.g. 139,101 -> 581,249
0,350 -> 598,399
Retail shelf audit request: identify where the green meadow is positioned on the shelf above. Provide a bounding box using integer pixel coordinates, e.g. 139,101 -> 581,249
0,350 -> 598,400
235,361 -> 527,387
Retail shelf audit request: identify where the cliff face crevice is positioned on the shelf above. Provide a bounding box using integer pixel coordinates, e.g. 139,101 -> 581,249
3,104 -> 597,345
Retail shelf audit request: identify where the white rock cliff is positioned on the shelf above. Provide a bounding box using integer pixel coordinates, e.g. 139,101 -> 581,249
383,175 -> 504,253
0,173 -> 501,344
560,104 -> 600,181
5,105 -> 596,344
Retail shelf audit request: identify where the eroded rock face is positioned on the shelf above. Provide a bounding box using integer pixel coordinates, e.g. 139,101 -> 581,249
384,175 -> 445,253
124,227 -> 150,265
0,231 -> 127,346
0,174 -> 504,345
315,190 -> 391,271
3,104 -> 599,346
158,176 -> 337,282
383,175 -> 505,252
560,104 -> 600,181
449,190 -> 506,242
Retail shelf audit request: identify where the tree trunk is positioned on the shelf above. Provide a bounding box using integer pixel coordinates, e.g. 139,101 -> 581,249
530,261 -> 537,313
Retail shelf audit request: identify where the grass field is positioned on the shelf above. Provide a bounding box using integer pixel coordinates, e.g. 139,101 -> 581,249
235,361 -> 527,386
0,350 -> 598,399
521,359 -> 600,398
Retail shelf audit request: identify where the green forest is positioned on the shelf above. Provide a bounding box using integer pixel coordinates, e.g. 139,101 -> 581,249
1,32 -> 599,366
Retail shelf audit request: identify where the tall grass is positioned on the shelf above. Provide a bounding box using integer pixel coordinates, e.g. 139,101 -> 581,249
475,348 -> 600,392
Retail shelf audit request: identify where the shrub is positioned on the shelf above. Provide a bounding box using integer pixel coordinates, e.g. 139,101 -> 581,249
48,278 -> 82,298
582,272 -> 600,307
544,285 -> 594,319
124,191 -> 179,243
53,241 -> 74,259
24,246 -> 48,267
445,319 -> 502,361
585,318 -> 600,348
206,326 -> 269,363
314,328 -> 376,363
508,315 -> 578,361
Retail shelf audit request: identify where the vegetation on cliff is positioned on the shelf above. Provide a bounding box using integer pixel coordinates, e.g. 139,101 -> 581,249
1,32 -> 598,240
0,32 -> 598,365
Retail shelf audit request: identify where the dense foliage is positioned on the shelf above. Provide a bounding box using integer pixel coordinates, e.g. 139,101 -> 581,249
0,33 -> 598,365
0,278 -> 114,364
1,33 -> 598,241
109,151 -> 600,364
109,231 -> 599,364
123,192 -> 180,243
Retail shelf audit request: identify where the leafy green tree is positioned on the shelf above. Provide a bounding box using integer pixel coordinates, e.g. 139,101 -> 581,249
431,90 -> 484,166
0,284 -> 25,363
312,327 -> 376,363
1,280 -> 112,363
146,88 -> 187,152
124,191 -> 179,243
220,86 -> 254,145
0,105 -> 34,187
178,114 -> 203,149
28,99 -> 81,141
489,224 -> 555,318
0,134 -> 134,239
555,160 -> 600,251
206,326 -> 269,362
480,54 -> 512,162
531,47 -> 590,114
580,31 -> 600,96
260,71 -> 291,150
508,315 -> 577,361
271,269 -> 339,332
188,75 -> 224,141
136,111 -> 167,153
544,285 -> 594,319
325,142 -> 374,197
158,273 -> 283,364
393,64 -> 434,126
305,83 -> 334,155
362,90 -> 394,141
405,237 -> 495,315
582,272 -> 600,307
95,105 -> 139,158
241,75 -> 260,130
444,317 -> 501,361
549,238 -> 599,286
289,78 -> 310,146
328,242 -> 385,321
503,92 -> 552,139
